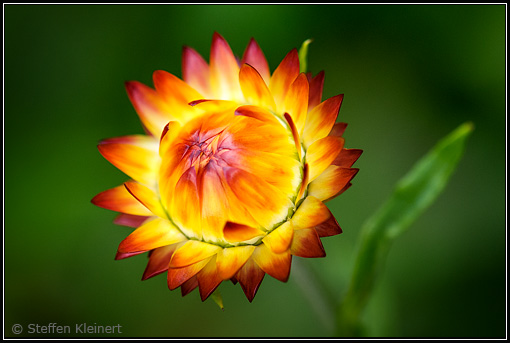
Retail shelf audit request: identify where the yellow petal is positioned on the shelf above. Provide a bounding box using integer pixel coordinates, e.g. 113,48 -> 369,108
306,136 -> 344,183
303,94 -> 343,149
124,181 -> 167,219
216,246 -> 256,280
118,218 -> 186,253
282,73 -> 309,134
91,184 -> 152,216
169,240 -> 221,268
252,244 -> 292,282
239,64 -> 276,111
291,196 -> 331,230
209,32 -> 242,100
262,221 -> 294,254
308,165 -> 359,202
269,49 -> 299,109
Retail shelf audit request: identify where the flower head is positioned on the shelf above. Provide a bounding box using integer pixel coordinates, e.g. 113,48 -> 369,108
92,33 -> 362,302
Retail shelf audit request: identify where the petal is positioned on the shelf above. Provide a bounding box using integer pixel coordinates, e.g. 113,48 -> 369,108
306,136 -> 345,183
296,163 -> 309,203
182,46 -> 211,97
91,184 -> 152,216
118,217 -> 186,254
115,250 -> 146,260
290,228 -> 326,258
223,222 -> 265,243
234,105 -> 279,124
283,112 -> 302,161
216,246 -> 256,280
329,122 -> 348,137
223,166 -> 294,230
159,121 -> 182,158
291,196 -> 331,230
282,73 -> 309,134
153,70 -> 203,123
241,38 -> 270,85
303,94 -> 343,149
252,243 -> 292,282
98,135 -> 160,187
308,166 -> 359,202
124,181 -> 167,219
332,148 -> 363,168
239,64 -> 276,111
113,213 -> 151,228
236,258 -> 266,302
180,276 -> 199,296
125,81 -> 174,137
169,240 -> 221,268
209,32 -> 242,100
262,221 -> 294,254
196,256 -> 223,301
168,257 -> 210,290
269,49 -> 300,109
314,215 -> 342,237
142,244 -> 179,280
308,71 -> 325,111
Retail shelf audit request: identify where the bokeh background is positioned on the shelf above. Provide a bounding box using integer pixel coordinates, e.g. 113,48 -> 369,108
4,4 -> 506,338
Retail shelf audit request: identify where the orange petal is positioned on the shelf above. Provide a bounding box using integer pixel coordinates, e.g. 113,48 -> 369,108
216,246 -> 256,280
124,181 -> 167,219
269,49 -> 300,109
303,94 -> 343,149
282,73 -> 309,134
332,148 -> 363,168
209,32 -> 242,100
306,136 -> 345,183
290,228 -> 326,258
196,256 -> 223,301
168,257 -> 210,290
159,121 -> 182,158
98,135 -> 160,187
296,163 -> 309,203
169,240 -> 221,268
113,214 -> 151,228
142,244 -> 178,280
236,258 -> 266,302
91,184 -> 152,216
308,166 -> 359,202
329,122 -> 348,137
180,276 -> 199,296
223,166 -> 294,230
182,46 -> 211,97
239,64 -> 276,111
241,38 -> 270,85
262,221 -> 294,254
314,215 -> 342,237
223,222 -> 265,243
125,81 -> 174,137
153,70 -> 203,123
308,71 -> 324,111
252,244 -> 292,282
118,218 -> 186,253
291,196 -> 331,230
234,105 -> 279,124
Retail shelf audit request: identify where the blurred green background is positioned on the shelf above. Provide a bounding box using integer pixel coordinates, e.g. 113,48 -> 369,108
4,4 -> 505,338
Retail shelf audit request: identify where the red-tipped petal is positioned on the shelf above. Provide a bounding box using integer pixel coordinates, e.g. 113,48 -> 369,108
332,148 -> 363,168
306,136 -> 345,183
115,250 -> 146,260
196,256 -> 223,301
169,240 -> 221,268
308,71 -> 325,111
216,246 -> 256,280
235,105 -> 280,124
180,276 -> 199,296
329,122 -> 348,137
113,214 -> 151,228
182,46 -> 211,97
262,221 -> 294,254
282,73 -> 309,134
308,166 -> 359,202
118,218 -> 186,254
142,244 -> 179,281
292,196 -> 331,230
241,38 -> 270,85
168,258 -> 210,290
314,215 -> 342,237
210,32 -> 242,100
125,81 -> 174,137
239,64 -> 276,111
124,181 -> 167,219
252,244 -> 292,283
284,112 -> 302,161
92,184 -> 153,216
236,258 -> 265,302
269,49 -> 300,108
223,222 -> 265,243
290,228 -> 326,258
303,94 -> 343,149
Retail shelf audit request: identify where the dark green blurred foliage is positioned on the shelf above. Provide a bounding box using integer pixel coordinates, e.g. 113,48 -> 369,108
4,4 -> 505,338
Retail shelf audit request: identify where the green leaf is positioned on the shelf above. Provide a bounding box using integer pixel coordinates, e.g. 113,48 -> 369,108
336,122 -> 474,336
298,39 -> 313,73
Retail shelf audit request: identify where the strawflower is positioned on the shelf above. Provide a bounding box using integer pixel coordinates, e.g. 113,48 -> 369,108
92,33 -> 362,303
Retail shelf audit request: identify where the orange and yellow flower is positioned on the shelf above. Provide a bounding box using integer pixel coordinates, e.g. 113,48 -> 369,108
92,33 -> 362,302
